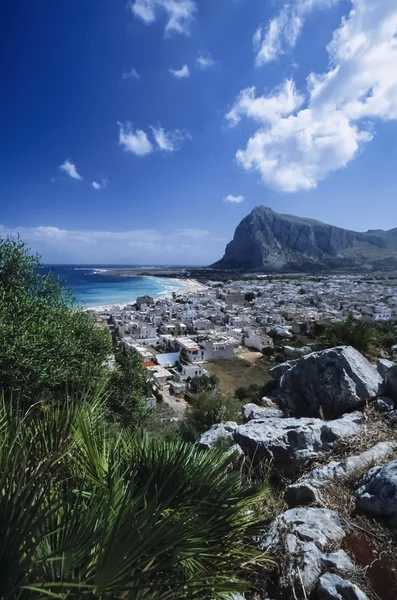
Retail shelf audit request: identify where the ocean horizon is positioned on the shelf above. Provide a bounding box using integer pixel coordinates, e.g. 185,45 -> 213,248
42,265 -> 186,307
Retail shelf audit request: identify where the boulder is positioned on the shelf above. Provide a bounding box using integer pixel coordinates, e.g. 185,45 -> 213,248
356,458 -> 397,517
198,421 -> 237,450
260,396 -> 279,408
376,396 -> 396,412
242,403 -> 283,422
269,361 -> 295,380
260,508 -> 351,593
377,358 -> 395,379
275,346 -> 383,418
317,573 -> 369,600
233,413 -> 362,478
385,364 -> 397,402
285,441 -> 397,507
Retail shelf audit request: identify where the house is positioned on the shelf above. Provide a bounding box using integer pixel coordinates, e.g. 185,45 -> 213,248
198,338 -> 235,360
147,365 -> 173,388
244,327 -> 274,352
171,363 -> 209,382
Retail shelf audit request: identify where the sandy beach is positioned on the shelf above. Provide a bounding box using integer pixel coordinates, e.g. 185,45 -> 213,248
86,278 -> 206,313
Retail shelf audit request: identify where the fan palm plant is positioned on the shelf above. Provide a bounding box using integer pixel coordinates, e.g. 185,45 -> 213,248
0,392 -> 270,599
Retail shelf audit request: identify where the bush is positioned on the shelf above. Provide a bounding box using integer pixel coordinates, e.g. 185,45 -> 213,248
183,391 -> 241,442
0,395 -> 269,598
320,314 -> 381,355
0,237 -> 112,404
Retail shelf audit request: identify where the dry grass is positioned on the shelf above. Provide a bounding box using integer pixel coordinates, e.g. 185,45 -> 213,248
206,356 -> 271,395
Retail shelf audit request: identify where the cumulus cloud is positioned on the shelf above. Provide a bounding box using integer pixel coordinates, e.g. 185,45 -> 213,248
119,124 -> 154,156
196,51 -> 216,69
229,0 -> 397,193
223,195 -> 245,204
119,122 -> 190,156
226,80 -> 304,126
169,64 -> 190,78
129,0 -> 197,35
122,67 -> 140,80
254,0 -> 339,66
59,159 -> 83,181
92,179 -> 108,191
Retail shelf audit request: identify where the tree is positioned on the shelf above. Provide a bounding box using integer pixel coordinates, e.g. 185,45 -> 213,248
108,351 -> 152,429
0,237 -> 112,404
0,395 -> 269,598
320,313 -> 381,355
183,391 -> 241,442
188,374 -> 219,394
245,292 -> 255,303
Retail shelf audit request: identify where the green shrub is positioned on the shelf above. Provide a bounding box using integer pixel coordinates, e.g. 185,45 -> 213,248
183,391 -> 241,442
0,237 -> 112,404
0,395 -> 269,598
320,314 -> 381,355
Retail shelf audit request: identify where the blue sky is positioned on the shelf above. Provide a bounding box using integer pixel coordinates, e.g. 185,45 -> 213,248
1,0 -> 397,265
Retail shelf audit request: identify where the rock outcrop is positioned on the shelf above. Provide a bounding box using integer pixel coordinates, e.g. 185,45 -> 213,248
317,573 -> 369,600
242,403 -> 283,422
260,508 -> 353,593
212,205 -> 397,272
272,346 -> 383,419
356,458 -> 397,517
233,412 -> 362,477
285,441 -> 397,507
198,421 -> 237,450
385,364 -> 397,402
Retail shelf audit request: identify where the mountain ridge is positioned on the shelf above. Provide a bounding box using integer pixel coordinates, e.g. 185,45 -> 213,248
212,206 -> 397,272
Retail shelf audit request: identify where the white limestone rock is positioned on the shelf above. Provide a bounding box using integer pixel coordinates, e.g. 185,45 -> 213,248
356,458 -> 397,517
233,412 -> 362,478
385,364 -> 397,402
260,508 -> 350,593
275,346 -> 383,418
242,403 -> 283,422
285,441 -> 397,507
198,421 -> 237,450
377,358 -> 395,379
317,573 -> 369,600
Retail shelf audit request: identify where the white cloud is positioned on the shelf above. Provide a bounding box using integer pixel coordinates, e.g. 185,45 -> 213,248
119,124 -> 154,156
151,125 -> 190,152
230,0 -> 397,193
92,179 -> 108,191
223,194 -> 245,204
59,159 -> 83,181
129,0 -> 197,35
196,51 -> 216,69
226,80 -> 304,126
0,224 -> 215,264
122,68 -> 140,80
119,122 -> 189,156
254,0 -> 340,66
169,64 -> 190,78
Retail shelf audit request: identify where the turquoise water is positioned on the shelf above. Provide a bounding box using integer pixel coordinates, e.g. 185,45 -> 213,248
42,265 -> 185,307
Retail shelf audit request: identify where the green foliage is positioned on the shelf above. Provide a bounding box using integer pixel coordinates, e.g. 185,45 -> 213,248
188,374 -> 219,394
244,292 -> 255,303
0,237 -> 112,404
320,314 -> 381,355
0,394 -> 269,598
235,384 -> 262,403
377,321 -> 397,350
108,351 -> 152,429
183,391 -> 241,442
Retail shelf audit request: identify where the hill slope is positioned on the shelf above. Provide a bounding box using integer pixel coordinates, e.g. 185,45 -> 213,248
212,206 -> 397,272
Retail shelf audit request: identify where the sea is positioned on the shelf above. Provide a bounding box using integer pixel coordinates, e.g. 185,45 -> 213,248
41,265 -> 185,307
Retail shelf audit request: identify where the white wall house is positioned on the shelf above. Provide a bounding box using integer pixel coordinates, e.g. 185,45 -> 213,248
172,363 -> 209,382
244,328 -> 274,352
199,339 -> 235,360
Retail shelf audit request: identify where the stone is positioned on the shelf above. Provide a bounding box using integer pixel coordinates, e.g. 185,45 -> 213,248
260,508 -> 349,592
198,421 -> 237,450
275,346 -> 383,418
233,413 -> 362,478
260,396 -> 279,408
317,573 -> 369,599
376,396 -> 395,412
321,551 -> 355,574
386,364 -> 397,402
285,441 -> 397,507
356,458 -> 397,517
269,361 -> 295,381
242,403 -> 283,422
377,358 -> 395,379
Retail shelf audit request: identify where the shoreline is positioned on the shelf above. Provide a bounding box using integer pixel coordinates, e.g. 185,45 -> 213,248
86,277 -> 206,313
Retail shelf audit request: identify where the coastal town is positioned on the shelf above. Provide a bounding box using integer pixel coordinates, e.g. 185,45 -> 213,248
93,274 -> 397,407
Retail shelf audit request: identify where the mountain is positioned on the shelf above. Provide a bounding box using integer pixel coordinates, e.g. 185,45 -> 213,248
212,206 -> 397,272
